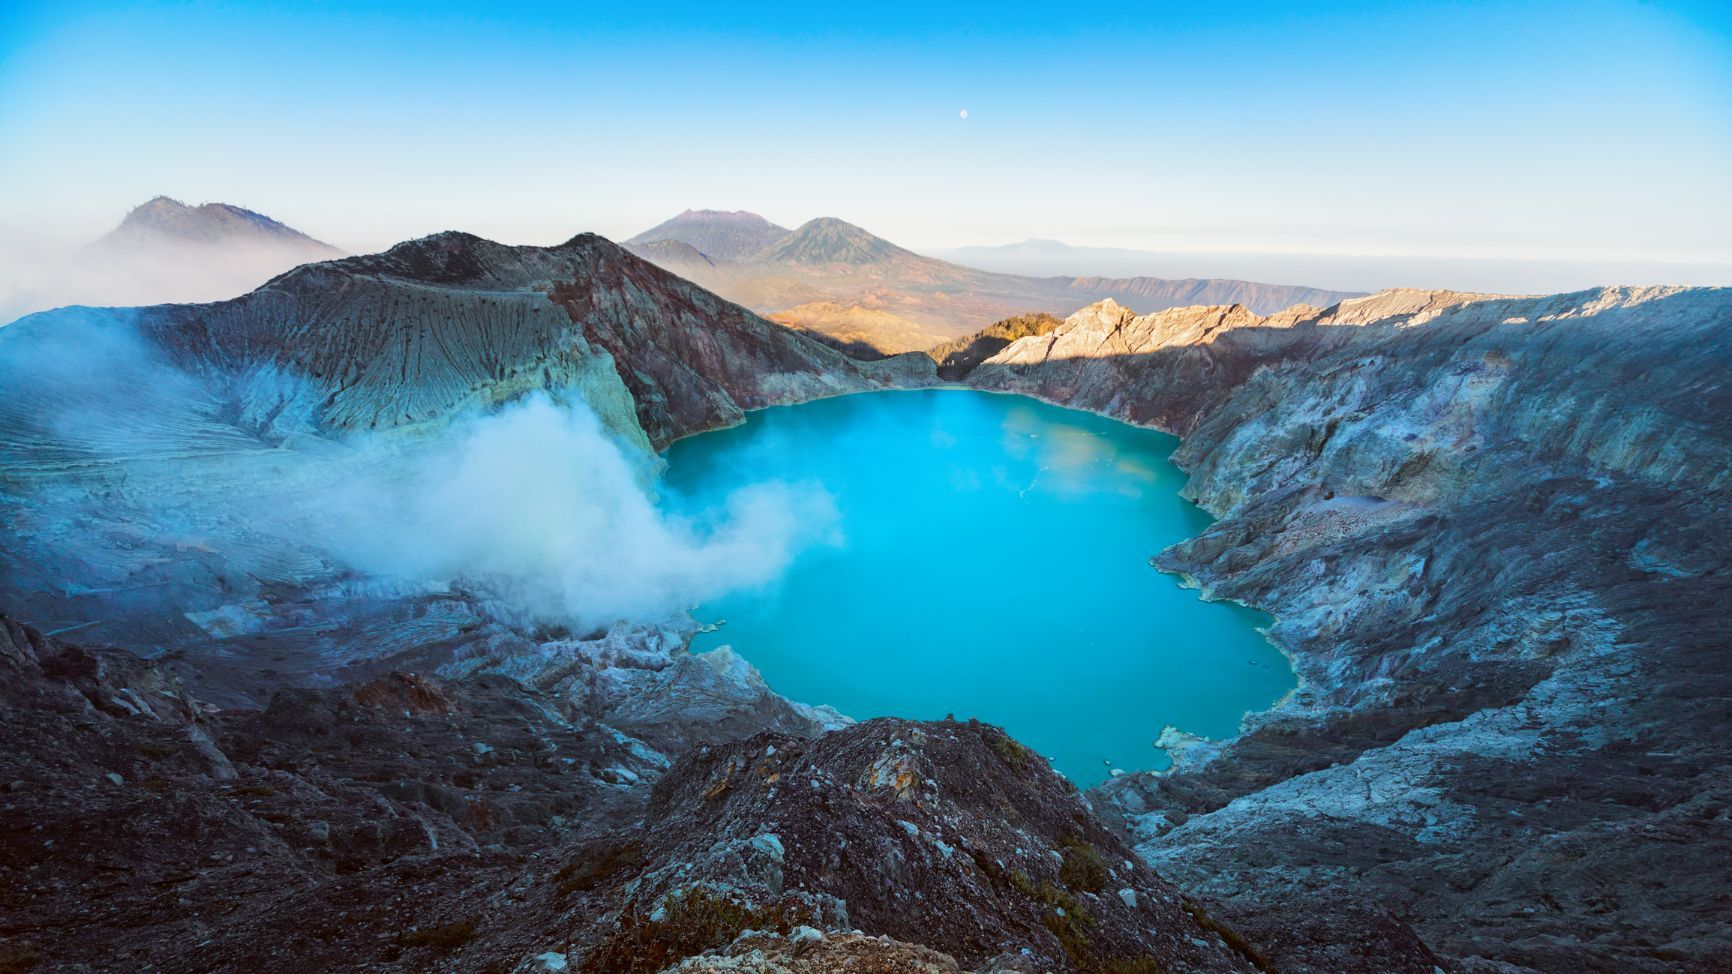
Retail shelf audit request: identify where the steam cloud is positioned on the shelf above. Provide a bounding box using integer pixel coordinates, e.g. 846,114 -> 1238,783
0,236 -> 331,324
0,313 -> 838,630
308,396 -> 839,626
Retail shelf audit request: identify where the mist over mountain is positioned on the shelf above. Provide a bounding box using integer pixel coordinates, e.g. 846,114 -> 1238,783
623,211 -> 1361,354
0,197 -> 344,323
93,196 -> 343,253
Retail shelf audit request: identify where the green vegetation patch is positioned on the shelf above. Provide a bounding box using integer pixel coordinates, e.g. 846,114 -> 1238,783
584,888 -> 810,974
989,730 -> 1036,773
552,838 -> 643,897
1182,901 -> 1274,972
931,312 -> 1064,379
403,916 -> 479,954
1101,959 -> 1167,974
0,947 -> 44,974
1059,835 -> 1110,893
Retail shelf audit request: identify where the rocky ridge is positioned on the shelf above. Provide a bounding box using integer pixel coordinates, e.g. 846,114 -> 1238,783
142,229 -> 931,445
965,285 -> 1732,972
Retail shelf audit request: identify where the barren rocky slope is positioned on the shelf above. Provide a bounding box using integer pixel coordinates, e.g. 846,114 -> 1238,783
966,287 -> 1732,972
133,229 -> 929,445
1,613 -> 1304,974
0,231 -> 932,673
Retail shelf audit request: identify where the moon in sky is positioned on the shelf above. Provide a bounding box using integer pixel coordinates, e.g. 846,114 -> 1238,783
959,109 -> 968,120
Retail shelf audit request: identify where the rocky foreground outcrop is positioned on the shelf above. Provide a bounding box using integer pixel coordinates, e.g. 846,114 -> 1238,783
967,286 -> 1732,972
0,613 -> 1331,974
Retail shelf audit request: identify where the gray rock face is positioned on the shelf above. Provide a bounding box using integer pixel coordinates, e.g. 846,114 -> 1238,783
605,718 -> 1312,974
0,614 -> 1315,974
967,285 -> 1732,973
0,613 -> 643,972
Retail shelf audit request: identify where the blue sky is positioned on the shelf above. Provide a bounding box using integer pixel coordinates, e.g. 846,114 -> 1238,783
1,0 -> 1729,262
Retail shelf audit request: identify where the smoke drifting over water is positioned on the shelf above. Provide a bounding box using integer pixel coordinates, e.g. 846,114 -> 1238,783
0,312 -> 838,632
309,396 -> 840,627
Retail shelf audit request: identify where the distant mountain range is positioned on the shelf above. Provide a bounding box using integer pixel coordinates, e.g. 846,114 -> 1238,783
934,238 -> 1732,297
936,239 -> 1175,278
624,210 -> 1361,354
626,209 -> 789,261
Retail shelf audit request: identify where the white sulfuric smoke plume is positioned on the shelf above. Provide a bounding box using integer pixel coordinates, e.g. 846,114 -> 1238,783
312,395 -> 839,626
0,311 -> 837,630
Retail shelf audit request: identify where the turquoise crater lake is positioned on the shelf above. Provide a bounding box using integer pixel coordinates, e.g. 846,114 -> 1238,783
663,390 -> 1294,786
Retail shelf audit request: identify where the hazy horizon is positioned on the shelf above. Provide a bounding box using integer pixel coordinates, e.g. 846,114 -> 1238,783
2,195 -> 1723,323
3,1 -> 1729,278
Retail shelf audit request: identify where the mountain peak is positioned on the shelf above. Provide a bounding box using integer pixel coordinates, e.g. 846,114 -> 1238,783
625,209 -> 789,260
314,230 -> 524,287
293,230 -> 646,292
99,196 -> 341,254
1066,298 -> 1136,331
755,217 -> 913,266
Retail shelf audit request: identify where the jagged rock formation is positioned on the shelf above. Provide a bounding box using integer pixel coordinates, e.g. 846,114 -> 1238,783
591,718 -> 1332,974
0,612 -> 791,972
929,312 -> 1064,380
624,212 -> 1360,354
0,613 -> 1329,974
963,286 -> 1732,973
